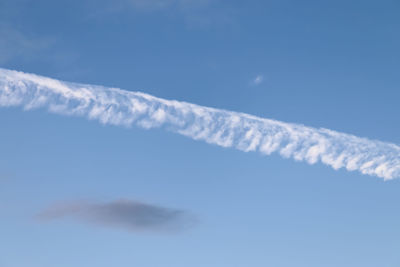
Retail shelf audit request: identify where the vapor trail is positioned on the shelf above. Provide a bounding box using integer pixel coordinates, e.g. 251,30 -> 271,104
1,68 -> 399,179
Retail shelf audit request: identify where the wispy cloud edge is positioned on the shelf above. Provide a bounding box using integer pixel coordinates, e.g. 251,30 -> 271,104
0,68 -> 399,180
0,25 -> 53,64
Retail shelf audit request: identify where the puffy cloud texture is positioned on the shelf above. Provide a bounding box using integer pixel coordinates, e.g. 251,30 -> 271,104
1,68 -> 399,179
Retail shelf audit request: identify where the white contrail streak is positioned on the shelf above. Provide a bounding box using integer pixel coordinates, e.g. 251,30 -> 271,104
0,68 -> 399,180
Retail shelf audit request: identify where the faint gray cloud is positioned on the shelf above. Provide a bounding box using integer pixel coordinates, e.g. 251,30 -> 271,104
37,199 -> 195,233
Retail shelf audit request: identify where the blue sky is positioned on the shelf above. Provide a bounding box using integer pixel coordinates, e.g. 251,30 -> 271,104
1,0 -> 400,266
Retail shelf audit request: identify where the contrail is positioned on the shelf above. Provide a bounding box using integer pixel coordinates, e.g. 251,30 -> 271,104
1,68 -> 399,180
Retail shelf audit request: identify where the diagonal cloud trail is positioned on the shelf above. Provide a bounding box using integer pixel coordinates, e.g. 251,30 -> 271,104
0,68 -> 399,180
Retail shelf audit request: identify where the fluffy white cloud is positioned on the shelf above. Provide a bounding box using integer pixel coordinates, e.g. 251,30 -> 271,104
1,68 -> 399,180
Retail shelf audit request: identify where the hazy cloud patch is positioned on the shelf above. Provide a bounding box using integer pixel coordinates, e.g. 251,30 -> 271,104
127,0 -> 211,11
251,75 -> 264,86
0,25 -> 53,64
38,199 -> 194,233
86,0 -> 233,28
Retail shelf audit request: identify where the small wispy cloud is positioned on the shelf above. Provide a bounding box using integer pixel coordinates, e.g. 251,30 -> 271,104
37,199 -> 193,233
0,25 -> 53,64
251,75 -> 264,86
127,0 -> 210,11
87,0 -> 233,28
1,68 -> 399,180
0,1 -> 51,63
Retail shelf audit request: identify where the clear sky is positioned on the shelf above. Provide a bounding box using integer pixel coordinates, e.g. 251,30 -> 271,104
1,0 -> 400,266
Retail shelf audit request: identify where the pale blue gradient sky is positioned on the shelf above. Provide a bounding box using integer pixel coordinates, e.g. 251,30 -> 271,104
1,0 -> 400,266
